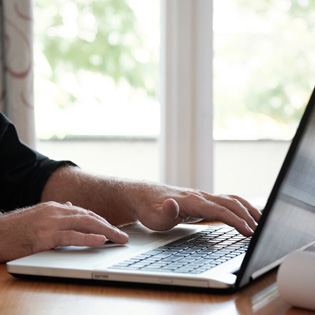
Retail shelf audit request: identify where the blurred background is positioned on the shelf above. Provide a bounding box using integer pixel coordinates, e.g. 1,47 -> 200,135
34,0 -> 315,206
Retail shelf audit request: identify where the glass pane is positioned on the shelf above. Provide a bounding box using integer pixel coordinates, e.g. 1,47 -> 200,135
214,0 -> 315,140
34,0 -> 160,139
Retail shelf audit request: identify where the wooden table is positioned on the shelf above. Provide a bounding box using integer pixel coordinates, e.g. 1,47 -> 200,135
0,264 -> 313,315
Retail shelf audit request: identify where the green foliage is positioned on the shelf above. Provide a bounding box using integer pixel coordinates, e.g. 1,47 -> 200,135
214,0 -> 315,137
35,0 -> 157,105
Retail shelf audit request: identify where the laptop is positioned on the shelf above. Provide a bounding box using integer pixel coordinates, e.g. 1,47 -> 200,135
7,87 -> 315,291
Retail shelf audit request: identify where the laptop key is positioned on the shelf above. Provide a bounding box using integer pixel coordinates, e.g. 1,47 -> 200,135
109,226 -> 251,274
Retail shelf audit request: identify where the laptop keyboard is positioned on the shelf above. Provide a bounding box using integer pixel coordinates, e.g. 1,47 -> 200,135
110,226 -> 250,274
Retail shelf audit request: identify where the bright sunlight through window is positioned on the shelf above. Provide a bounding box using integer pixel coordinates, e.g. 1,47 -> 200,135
34,0 -> 160,140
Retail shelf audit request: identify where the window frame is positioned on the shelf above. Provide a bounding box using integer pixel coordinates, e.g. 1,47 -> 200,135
160,0 -> 214,192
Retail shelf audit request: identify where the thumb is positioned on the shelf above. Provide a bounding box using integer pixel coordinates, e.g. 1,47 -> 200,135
137,198 -> 183,231
161,198 -> 183,229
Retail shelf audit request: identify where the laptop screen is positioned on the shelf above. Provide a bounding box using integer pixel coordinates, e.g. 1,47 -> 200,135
238,87 -> 315,287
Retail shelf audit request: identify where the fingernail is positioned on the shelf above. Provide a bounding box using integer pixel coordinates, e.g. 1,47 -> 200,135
119,231 -> 129,243
246,224 -> 254,234
114,227 -> 128,238
120,231 -> 129,238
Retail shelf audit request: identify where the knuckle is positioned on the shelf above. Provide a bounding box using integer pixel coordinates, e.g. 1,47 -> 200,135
226,196 -> 242,207
83,214 -> 97,225
214,206 -> 228,221
231,198 -> 242,206
228,194 -> 239,199
52,232 -> 62,247
40,201 -> 61,213
184,191 -> 203,201
42,201 -> 58,208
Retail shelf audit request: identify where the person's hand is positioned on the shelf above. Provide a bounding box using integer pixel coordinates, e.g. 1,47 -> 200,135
0,201 -> 128,263
134,186 -> 261,236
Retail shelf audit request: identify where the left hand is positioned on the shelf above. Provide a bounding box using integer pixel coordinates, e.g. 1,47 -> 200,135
0,201 -> 129,263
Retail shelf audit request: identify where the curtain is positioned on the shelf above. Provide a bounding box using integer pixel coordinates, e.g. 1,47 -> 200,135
0,0 -> 35,147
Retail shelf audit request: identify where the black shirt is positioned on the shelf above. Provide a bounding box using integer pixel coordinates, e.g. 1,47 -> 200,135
0,113 -> 75,212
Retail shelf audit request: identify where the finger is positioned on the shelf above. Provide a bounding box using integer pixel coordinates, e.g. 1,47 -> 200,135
210,195 -> 258,231
65,203 -> 128,237
62,202 -> 99,222
229,195 -> 262,222
53,230 -> 107,247
181,194 -> 255,235
60,203 -> 130,242
53,209 -> 129,244
213,205 -> 254,236
62,203 -> 108,225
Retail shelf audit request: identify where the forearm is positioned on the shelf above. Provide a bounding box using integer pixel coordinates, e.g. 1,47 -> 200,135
41,166 -> 139,227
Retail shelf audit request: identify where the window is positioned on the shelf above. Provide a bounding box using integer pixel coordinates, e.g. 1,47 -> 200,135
34,0 -> 160,181
212,1 -> 315,205
34,0 -> 160,140
214,0 -> 315,140
34,1 -> 315,205
35,1 -> 315,142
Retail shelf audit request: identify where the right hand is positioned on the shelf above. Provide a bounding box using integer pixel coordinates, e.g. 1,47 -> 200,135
133,185 -> 261,236
0,201 -> 129,263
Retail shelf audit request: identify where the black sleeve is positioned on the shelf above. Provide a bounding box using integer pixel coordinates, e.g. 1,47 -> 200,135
0,113 -> 77,212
